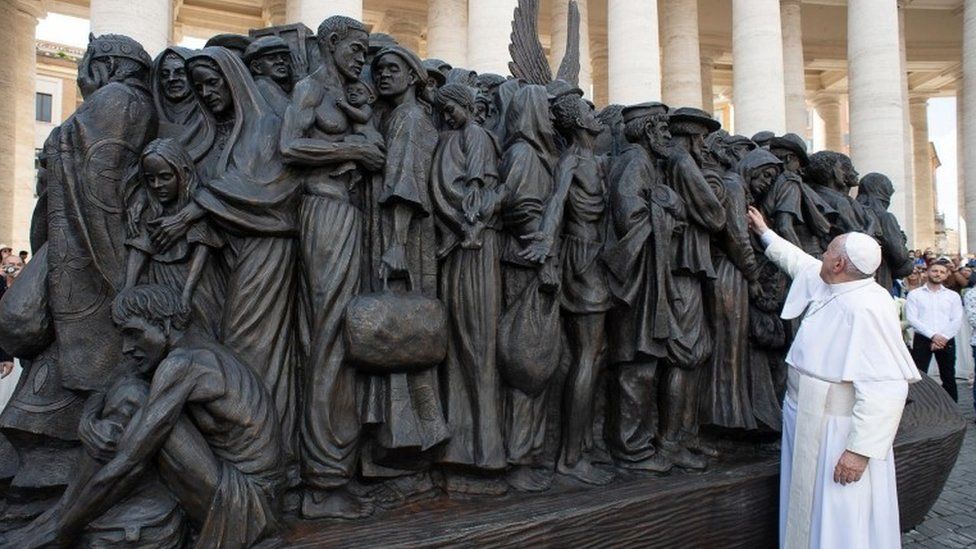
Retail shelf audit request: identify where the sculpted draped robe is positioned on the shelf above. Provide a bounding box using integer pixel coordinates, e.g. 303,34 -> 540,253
761,230 -> 920,549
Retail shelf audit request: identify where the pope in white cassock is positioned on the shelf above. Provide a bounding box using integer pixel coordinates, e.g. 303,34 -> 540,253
745,206 -> 920,549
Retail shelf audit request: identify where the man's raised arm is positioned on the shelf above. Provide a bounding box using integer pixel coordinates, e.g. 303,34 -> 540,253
746,205 -> 820,279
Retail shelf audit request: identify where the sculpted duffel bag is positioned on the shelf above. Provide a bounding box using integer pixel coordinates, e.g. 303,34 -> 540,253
343,273 -> 448,374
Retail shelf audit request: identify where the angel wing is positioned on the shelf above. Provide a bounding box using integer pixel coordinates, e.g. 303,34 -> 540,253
555,0 -> 581,86
508,0 -> 552,84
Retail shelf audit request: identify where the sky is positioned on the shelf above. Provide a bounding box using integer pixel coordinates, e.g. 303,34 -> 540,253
35,13 -> 964,229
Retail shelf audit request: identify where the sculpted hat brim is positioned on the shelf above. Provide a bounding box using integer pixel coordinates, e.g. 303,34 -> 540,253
422,60 -> 448,86
372,45 -> 428,89
205,34 -> 254,53
621,102 -> 669,123
546,79 -> 584,100
668,107 -> 721,133
768,133 -> 810,166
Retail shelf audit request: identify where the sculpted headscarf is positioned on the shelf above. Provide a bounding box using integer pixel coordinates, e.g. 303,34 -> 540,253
151,47 -> 214,161
187,47 -> 300,236
736,148 -> 783,202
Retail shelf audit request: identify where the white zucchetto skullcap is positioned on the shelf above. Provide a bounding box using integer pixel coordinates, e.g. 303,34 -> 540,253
844,232 -> 882,275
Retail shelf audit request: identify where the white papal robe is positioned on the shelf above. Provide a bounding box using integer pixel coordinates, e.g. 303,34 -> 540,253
761,230 -> 920,549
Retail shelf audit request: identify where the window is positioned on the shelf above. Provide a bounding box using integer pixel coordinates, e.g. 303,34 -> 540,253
35,92 -> 52,123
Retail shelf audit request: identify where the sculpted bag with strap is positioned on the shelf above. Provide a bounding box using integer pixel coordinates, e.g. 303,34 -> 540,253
497,275 -> 561,396
343,272 -> 448,374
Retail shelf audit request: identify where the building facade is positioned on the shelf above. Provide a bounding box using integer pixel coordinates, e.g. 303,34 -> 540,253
1,0 -> 971,252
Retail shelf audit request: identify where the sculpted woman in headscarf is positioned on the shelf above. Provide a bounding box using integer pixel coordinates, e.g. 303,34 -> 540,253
150,46 -> 302,470
497,84 -> 561,492
150,47 -> 213,160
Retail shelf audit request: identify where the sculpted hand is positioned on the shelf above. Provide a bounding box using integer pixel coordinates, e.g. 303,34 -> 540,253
79,417 -> 121,463
0,361 -> 13,379
379,243 -> 408,280
358,143 -> 386,172
746,206 -> 769,235
518,231 -> 553,264
833,450 -> 868,485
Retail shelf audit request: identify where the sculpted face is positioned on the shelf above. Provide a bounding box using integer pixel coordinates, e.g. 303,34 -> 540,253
750,165 -> 781,199
647,116 -> 672,158
771,148 -> 801,173
329,30 -> 369,80
191,64 -> 233,116
374,53 -> 416,97
577,100 -> 603,135
142,154 -> 181,206
120,317 -> 169,376
440,99 -> 469,129
838,159 -> 859,190
160,54 -> 191,102
251,52 -> 292,83
346,82 -> 372,107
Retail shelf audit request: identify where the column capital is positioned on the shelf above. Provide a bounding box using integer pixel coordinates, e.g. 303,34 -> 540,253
15,0 -> 45,20
811,91 -> 842,106
908,93 -> 931,106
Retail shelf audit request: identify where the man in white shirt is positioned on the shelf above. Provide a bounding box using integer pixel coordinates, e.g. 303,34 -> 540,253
905,258 -> 963,401
746,206 -> 920,549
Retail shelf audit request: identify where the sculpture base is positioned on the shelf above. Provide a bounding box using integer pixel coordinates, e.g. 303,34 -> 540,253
286,448 -> 781,548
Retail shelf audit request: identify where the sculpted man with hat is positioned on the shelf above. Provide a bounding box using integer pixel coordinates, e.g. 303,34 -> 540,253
603,102 -> 683,473
746,207 -> 919,549
656,107 -> 726,469
244,35 -> 295,116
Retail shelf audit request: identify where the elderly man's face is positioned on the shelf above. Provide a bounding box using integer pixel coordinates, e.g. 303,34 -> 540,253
820,237 -> 844,282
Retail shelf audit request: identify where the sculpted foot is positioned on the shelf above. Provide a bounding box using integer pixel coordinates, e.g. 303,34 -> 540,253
301,488 -> 374,520
506,465 -> 553,492
661,442 -> 708,471
558,458 -> 616,485
441,470 -> 509,496
686,436 -> 720,458
616,452 -> 673,473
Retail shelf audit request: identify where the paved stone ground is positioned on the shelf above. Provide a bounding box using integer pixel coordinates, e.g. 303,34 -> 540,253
903,382 -> 976,548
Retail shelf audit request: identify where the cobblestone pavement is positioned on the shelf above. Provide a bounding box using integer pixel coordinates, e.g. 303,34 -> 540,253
903,383 -> 976,548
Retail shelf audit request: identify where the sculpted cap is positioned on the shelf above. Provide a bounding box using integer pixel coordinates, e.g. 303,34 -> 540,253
243,36 -> 291,64
621,102 -> 669,123
768,132 -> 810,166
87,33 -> 152,70
844,232 -> 882,275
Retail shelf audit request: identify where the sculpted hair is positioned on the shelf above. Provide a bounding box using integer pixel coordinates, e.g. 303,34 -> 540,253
806,150 -> 849,188
551,95 -> 584,131
436,83 -> 475,111
318,16 -> 368,45
623,116 -> 651,143
112,284 -> 191,331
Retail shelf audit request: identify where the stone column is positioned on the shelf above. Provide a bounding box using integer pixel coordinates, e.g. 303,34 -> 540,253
958,84 -> 967,252
288,0 -> 362,27
910,96 -> 936,250
899,3 -> 915,246
732,0 -> 786,136
847,0 -> 910,231
90,0 -> 170,56
591,45 -> 609,107
608,0 -> 661,104
427,0 -> 467,67
661,0 -> 702,109
700,52 -> 715,115
812,92 -> 843,152
468,0 -> 518,75
7,1 -> 43,251
0,1 -> 18,249
781,0 -> 807,135
551,0 -> 593,96
963,1 -> 976,249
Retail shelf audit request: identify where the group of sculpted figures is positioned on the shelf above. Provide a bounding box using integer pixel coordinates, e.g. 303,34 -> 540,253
0,10 -> 914,549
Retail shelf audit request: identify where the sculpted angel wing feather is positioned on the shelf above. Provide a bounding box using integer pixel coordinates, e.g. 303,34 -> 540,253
555,0 -> 581,86
508,0 -> 552,84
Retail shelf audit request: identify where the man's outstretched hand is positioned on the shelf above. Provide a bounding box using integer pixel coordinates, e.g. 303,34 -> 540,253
746,205 -> 769,236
